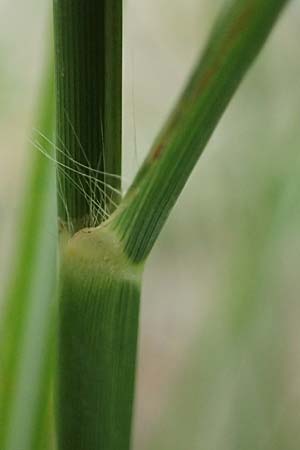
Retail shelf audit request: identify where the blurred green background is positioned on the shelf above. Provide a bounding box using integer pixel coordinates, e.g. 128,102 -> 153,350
1,1 -> 300,449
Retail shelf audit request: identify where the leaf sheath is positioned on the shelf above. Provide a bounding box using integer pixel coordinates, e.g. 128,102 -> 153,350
57,226 -> 142,450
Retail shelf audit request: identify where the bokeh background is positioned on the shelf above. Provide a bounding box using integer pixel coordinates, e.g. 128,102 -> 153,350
1,1 -> 300,449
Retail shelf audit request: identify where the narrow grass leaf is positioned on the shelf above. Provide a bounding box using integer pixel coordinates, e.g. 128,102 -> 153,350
111,0 -> 290,264
0,58 -> 57,450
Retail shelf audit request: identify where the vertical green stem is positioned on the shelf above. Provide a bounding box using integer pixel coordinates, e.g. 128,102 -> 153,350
53,2 -> 140,450
53,0 -> 122,232
57,226 -> 142,450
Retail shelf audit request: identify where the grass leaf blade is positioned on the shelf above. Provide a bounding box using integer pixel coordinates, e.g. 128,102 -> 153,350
111,0 -> 290,263
0,57 -> 57,450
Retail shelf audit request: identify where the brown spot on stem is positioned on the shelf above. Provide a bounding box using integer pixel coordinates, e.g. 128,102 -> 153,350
192,3 -> 255,101
222,4 -> 255,53
148,5 -> 256,160
151,143 -> 165,161
197,65 -> 218,94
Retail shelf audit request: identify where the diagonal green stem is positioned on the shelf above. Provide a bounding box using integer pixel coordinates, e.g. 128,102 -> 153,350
110,0 -> 289,264
53,0 -> 122,232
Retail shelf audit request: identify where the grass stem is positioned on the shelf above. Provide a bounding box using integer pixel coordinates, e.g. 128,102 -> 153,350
111,0 -> 289,264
